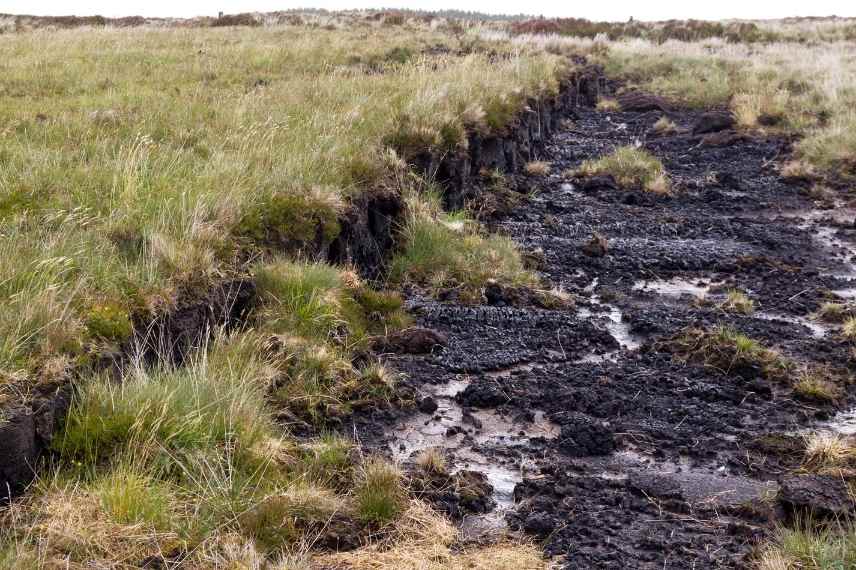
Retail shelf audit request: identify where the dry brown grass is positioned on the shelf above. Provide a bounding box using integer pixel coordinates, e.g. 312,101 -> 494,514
524,161 -> 552,176
314,501 -> 548,570
803,431 -> 856,471
595,97 -> 621,111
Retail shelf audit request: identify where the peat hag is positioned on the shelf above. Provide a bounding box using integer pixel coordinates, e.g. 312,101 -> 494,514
363,99 -> 856,568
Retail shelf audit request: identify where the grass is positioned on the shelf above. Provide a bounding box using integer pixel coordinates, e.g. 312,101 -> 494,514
803,432 -> 856,472
758,521 -> 856,570
501,31 -> 856,180
0,16 -> 570,564
720,289 -> 755,314
596,97 -> 621,111
523,161 -> 552,176
843,317 -> 856,340
815,302 -> 855,323
652,115 -> 678,135
792,370 -> 842,403
389,191 -> 539,300
415,448 -> 448,475
574,146 -> 671,194
664,325 -> 793,382
356,458 -> 405,524
0,22 -> 566,396
315,500 -> 550,570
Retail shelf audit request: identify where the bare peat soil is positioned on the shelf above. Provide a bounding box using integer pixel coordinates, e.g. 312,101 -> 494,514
358,104 -> 856,568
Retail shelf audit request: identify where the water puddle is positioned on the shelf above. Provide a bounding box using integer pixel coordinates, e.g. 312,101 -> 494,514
595,450 -> 777,507
390,373 -> 559,508
754,311 -> 828,339
577,292 -> 642,352
822,411 -> 856,436
632,277 -> 717,300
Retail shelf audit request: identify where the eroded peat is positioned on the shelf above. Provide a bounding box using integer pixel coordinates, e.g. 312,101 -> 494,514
364,102 -> 856,567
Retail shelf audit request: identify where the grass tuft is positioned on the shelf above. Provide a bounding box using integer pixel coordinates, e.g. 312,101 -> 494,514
575,146 -> 671,194
523,161 -> 551,176
356,458 -> 405,525
664,325 -> 792,382
390,196 -> 538,300
720,289 -> 755,314
843,316 -> 856,340
652,116 -> 678,135
596,97 -> 621,112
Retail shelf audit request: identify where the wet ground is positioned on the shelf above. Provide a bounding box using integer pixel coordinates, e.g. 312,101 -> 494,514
360,104 -> 856,567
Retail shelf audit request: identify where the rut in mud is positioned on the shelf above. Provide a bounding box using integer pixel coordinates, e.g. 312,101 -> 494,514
358,103 -> 856,568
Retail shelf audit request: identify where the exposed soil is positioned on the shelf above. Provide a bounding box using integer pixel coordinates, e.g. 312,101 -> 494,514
359,103 -> 856,567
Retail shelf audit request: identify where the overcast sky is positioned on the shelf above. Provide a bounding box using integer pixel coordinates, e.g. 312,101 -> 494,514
2,0 -> 856,21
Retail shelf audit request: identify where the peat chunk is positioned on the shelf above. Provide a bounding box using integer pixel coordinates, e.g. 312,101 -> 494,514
557,413 -> 615,457
373,327 -> 447,354
581,232 -> 608,258
411,468 -> 495,519
693,111 -> 736,135
457,379 -> 510,408
417,396 -> 439,414
578,174 -> 618,192
778,474 -> 853,518
522,511 -> 556,537
616,90 -> 670,112
454,470 -> 495,514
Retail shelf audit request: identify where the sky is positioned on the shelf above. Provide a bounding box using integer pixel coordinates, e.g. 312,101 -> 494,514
2,0 -> 856,21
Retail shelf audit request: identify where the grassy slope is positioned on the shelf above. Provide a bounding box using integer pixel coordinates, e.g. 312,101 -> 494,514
0,16 -> 563,568
0,23 -> 562,399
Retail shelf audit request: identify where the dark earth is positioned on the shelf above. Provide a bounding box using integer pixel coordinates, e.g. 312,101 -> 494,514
356,97 -> 856,568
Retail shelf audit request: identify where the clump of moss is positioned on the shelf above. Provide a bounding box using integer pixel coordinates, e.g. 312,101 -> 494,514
84,302 -> 133,343
236,192 -> 341,254
663,325 -> 792,382
574,146 -> 671,194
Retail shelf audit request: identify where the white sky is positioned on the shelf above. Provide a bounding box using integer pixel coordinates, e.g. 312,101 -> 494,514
1,0 -> 855,22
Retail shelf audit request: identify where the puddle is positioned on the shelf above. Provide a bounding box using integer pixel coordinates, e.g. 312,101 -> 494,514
389,374 -> 559,508
632,277 -> 715,299
754,311 -> 828,339
577,293 -> 642,352
597,450 -> 777,507
822,410 -> 856,436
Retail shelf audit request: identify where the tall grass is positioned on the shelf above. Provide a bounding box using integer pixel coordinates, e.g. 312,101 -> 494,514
0,24 -> 565,392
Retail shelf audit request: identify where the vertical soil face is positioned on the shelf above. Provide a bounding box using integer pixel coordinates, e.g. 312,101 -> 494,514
366,104 -> 856,567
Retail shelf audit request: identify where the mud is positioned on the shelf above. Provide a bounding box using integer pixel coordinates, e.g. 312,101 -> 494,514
362,101 -> 856,567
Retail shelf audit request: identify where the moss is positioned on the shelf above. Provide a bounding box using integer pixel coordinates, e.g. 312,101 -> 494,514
84,302 -> 133,343
236,192 -> 340,253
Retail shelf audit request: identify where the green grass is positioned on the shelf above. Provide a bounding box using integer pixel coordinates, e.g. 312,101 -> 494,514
758,521 -> 856,570
356,457 -> 404,524
54,332 -> 273,467
389,203 -> 538,300
665,325 -> 792,382
574,146 -> 671,194
0,23 -> 565,394
720,289 -> 755,314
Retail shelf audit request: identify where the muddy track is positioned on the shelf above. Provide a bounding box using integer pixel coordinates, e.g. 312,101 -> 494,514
360,105 -> 856,567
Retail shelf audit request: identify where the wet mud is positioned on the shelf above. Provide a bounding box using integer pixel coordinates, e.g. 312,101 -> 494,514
361,103 -> 856,567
